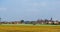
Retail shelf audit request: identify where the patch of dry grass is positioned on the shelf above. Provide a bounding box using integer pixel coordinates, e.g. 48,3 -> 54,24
0,25 -> 60,32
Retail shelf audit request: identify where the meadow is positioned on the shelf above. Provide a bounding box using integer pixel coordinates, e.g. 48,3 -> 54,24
0,24 -> 60,32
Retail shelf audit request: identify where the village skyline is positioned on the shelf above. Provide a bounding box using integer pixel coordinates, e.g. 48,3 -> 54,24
0,17 -> 60,25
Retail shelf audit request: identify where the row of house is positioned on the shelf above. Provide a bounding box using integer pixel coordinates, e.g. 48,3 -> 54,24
37,19 -> 60,25
36,18 -> 60,25
0,18 -> 60,25
0,21 -> 21,24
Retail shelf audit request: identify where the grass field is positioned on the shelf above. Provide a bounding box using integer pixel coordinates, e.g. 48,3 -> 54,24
0,24 -> 60,32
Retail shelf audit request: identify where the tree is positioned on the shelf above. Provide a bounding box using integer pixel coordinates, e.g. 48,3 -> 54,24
20,20 -> 24,23
31,21 -> 36,25
0,18 -> 1,24
0,18 -> 1,22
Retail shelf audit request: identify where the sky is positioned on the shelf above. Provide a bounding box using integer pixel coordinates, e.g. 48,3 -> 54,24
0,0 -> 60,21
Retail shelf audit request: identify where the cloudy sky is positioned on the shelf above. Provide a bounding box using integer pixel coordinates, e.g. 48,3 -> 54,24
0,0 -> 60,21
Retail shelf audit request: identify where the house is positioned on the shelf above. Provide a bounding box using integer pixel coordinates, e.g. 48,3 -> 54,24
54,20 -> 59,25
37,19 -> 47,24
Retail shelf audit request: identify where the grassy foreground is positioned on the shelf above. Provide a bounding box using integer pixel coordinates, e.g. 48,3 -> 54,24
0,24 -> 60,32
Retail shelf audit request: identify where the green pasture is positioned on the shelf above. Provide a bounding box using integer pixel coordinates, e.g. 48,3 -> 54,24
0,24 -> 60,26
